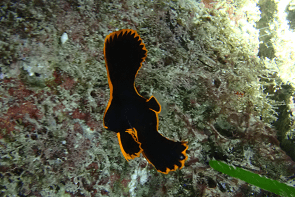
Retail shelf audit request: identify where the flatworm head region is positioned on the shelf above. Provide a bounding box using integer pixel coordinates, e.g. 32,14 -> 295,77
103,29 -> 188,174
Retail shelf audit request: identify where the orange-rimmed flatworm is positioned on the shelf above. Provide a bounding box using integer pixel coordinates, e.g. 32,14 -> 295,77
103,29 -> 188,174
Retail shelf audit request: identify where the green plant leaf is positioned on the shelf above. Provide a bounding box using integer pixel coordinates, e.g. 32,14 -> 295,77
209,160 -> 295,197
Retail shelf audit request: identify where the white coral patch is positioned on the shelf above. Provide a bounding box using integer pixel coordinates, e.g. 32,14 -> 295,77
61,32 -> 69,44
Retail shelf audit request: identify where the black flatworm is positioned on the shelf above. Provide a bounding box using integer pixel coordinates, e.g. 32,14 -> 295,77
103,29 -> 188,174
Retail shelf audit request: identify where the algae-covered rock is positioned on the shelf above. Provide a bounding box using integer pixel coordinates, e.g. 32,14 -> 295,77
0,0 -> 294,196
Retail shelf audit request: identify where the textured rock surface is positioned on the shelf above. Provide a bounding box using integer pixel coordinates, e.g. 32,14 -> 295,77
0,0 -> 294,196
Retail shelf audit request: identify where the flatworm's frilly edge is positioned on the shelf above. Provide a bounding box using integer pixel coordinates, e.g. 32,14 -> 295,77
103,29 -> 188,174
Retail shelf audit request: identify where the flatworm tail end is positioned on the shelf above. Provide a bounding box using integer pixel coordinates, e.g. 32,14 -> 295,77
142,134 -> 189,174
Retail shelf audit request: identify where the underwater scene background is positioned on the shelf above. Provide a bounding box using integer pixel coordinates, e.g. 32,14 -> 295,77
0,0 -> 295,196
